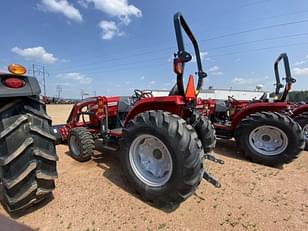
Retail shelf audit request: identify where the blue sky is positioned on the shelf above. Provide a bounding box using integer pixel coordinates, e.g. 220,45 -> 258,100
1,0 -> 308,98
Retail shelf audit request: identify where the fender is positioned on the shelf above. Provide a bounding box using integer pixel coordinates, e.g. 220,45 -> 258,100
291,104 -> 308,117
124,96 -> 186,127
231,102 -> 289,129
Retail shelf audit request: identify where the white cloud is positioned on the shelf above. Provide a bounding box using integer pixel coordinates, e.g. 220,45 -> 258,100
231,77 -> 245,84
208,66 -> 219,72
293,55 -> 308,66
208,65 -> 223,76
293,67 -> 308,76
230,76 -> 271,90
98,20 -> 123,40
12,46 -> 58,64
39,0 -> 83,22
294,60 -> 307,66
140,76 -> 145,80
77,0 -> 88,8
86,0 -> 142,24
56,72 -> 92,84
149,80 -> 156,85
60,58 -> 70,63
192,51 -> 208,62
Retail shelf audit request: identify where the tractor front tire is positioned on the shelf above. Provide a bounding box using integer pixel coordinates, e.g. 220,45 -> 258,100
294,112 -> 308,151
68,127 -> 94,162
235,112 -> 304,166
0,97 -> 58,213
191,111 -> 216,153
121,110 -> 204,208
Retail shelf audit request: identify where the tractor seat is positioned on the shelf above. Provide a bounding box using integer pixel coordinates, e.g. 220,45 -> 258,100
215,100 -> 228,113
118,96 -> 131,113
258,92 -> 269,102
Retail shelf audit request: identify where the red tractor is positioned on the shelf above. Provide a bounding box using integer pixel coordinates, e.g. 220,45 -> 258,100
54,12 -> 220,208
199,53 -> 305,166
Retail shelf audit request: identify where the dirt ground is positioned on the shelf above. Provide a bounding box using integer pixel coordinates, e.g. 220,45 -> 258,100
1,104 -> 308,231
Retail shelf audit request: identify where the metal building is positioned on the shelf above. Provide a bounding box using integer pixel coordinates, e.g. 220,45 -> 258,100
151,88 -> 266,100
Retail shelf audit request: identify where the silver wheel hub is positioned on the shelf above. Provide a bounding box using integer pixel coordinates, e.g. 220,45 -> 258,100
248,125 -> 288,156
303,124 -> 308,142
129,134 -> 173,187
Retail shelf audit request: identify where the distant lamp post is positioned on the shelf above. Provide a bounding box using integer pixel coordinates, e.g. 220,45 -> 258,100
80,89 -> 89,100
256,84 -> 263,91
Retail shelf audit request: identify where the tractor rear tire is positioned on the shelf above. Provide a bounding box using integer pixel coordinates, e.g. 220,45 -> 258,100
121,110 -> 204,208
235,112 -> 304,166
0,97 -> 58,213
294,112 -> 308,151
68,127 -> 94,162
191,111 -> 216,153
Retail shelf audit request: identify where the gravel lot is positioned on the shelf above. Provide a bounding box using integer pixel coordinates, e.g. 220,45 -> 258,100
1,104 -> 307,231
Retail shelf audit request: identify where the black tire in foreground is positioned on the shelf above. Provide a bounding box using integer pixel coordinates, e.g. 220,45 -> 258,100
68,127 -> 94,162
0,97 -> 58,213
120,110 -> 204,208
191,111 -> 216,153
235,111 -> 304,166
294,112 -> 308,151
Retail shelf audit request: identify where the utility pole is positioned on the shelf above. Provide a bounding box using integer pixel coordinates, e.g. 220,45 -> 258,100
32,64 -> 35,77
31,64 -> 48,96
42,66 -> 46,97
80,89 -> 84,100
56,85 -> 62,99
80,89 -> 89,100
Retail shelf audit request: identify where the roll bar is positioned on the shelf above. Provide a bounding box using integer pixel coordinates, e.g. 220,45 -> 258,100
274,53 -> 296,102
171,12 -> 207,96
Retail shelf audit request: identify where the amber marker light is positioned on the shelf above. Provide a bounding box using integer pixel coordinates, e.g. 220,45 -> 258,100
8,64 -> 27,75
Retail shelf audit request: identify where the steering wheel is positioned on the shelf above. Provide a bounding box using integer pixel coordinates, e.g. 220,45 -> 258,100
132,89 -> 153,104
134,89 -> 153,100
227,95 -> 239,103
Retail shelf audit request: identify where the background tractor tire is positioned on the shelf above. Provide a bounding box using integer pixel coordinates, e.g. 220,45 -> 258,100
191,111 -> 216,153
68,127 -> 94,162
120,110 -> 204,208
294,112 -> 308,151
235,112 -> 304,166
0,97 -> 58,213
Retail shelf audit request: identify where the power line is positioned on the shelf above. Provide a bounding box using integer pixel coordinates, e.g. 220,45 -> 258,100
204,18 -> 308,42
50,17 -> 308,72
51,41 -> 308,77
49,32 -> 308,74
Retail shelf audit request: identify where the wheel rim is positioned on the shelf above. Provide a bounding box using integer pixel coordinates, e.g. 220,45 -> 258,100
129,134 -> 173,187
303,124 -> 308,142
248,125 -> 288,156
69,135 -> 80,156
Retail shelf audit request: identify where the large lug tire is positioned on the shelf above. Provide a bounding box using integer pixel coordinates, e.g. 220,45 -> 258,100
0,97 -> 58,213
294,112 -> 308,151
235,112 -> 304,166
120,110 -> 204,207
68,127 -> 95,162
190,111 -> 216,153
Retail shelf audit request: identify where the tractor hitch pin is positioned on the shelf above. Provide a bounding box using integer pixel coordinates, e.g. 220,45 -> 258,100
204,154 -> 224,165
203,171 -> 221,188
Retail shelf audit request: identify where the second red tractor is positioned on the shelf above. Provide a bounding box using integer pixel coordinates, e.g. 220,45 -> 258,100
199,53 -> 305,166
